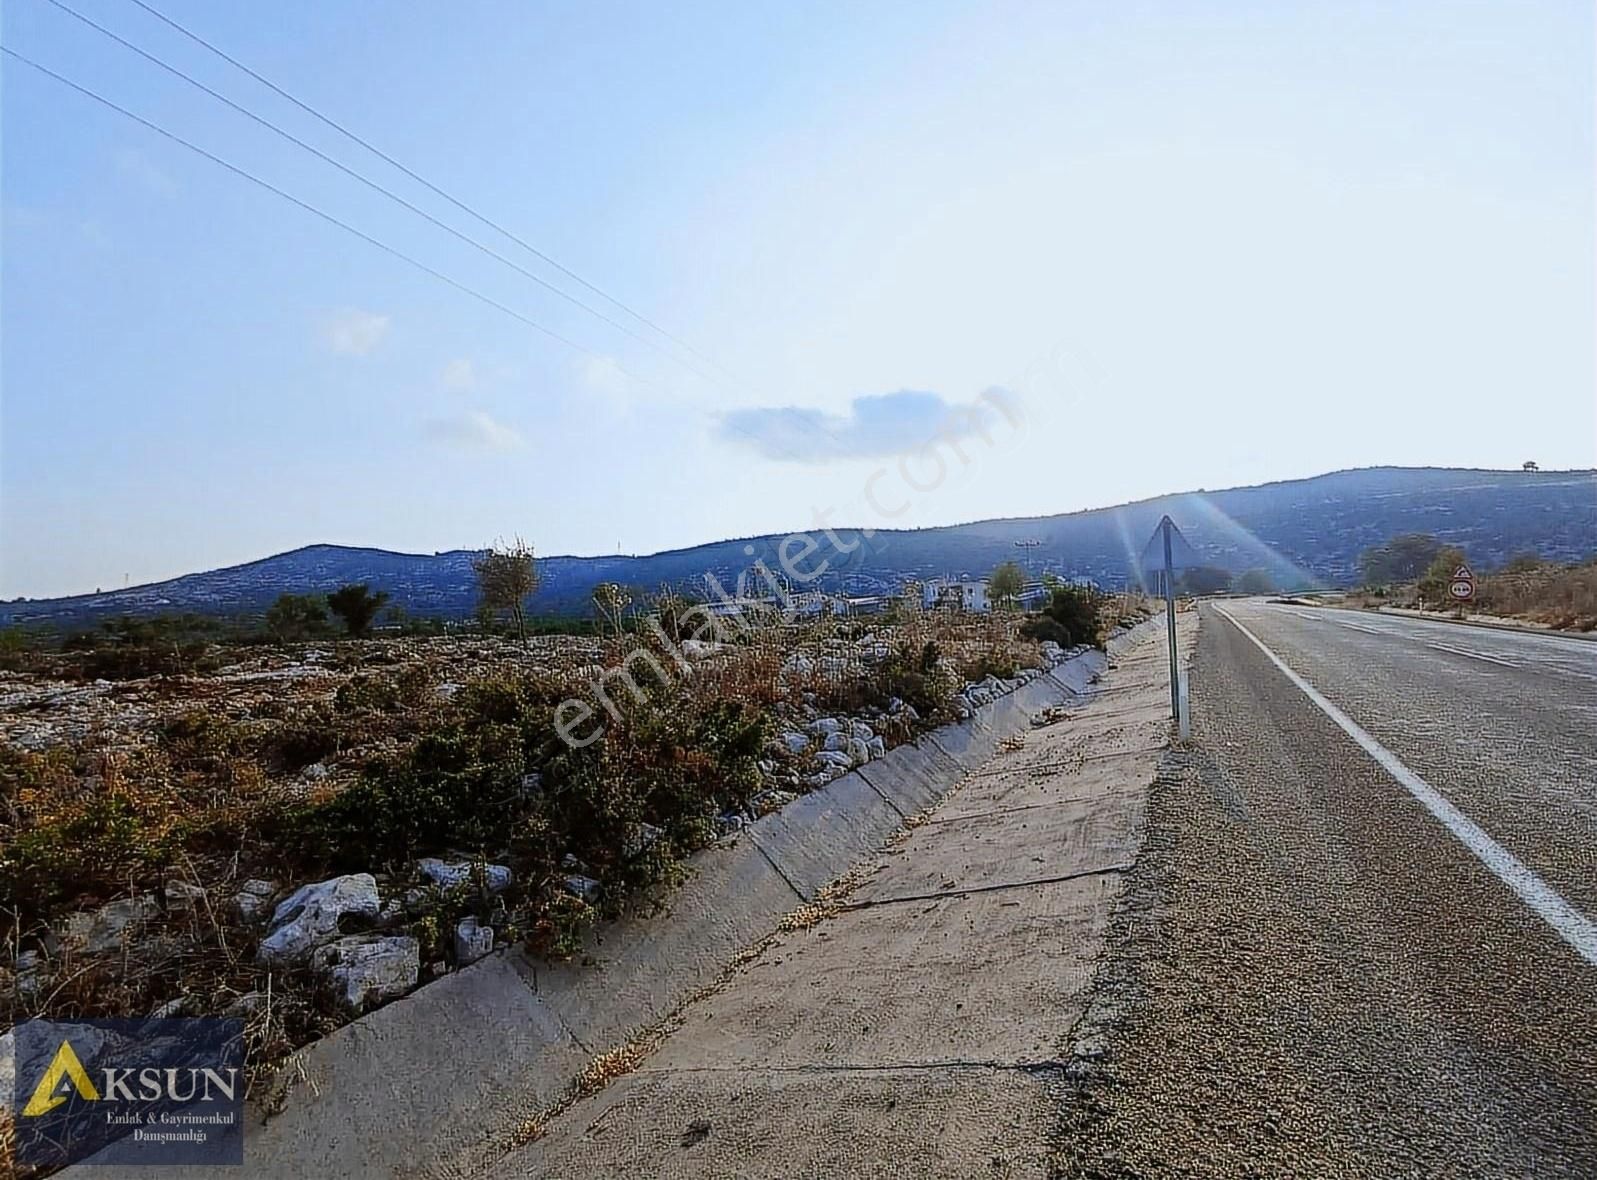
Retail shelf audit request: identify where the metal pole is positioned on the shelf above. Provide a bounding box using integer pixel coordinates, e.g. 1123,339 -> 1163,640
1163,518 -> 1178,720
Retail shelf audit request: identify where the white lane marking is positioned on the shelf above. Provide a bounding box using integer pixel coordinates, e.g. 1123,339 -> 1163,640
1216,605 -> 1597,970
1337,620 -> 1388,636
1425,642 -> 1520,669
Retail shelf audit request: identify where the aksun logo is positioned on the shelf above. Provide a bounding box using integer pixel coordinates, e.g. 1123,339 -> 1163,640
21,1037 -> 239,1116
10,1018 -> 245,1168
22,1039 -> 101,1115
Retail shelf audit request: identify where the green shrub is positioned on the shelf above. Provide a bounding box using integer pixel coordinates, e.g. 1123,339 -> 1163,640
1022,585 -> 1104,648
334,673 -> 402,714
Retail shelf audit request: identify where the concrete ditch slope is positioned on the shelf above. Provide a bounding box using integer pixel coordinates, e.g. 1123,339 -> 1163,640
486,613 -> 1197,1179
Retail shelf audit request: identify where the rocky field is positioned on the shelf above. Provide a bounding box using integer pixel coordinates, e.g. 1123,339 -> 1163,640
0,597 -> 1148,1141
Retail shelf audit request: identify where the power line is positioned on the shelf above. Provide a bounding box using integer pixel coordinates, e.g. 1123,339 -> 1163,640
54,0 -> 851,457
42,0 -> 726,387
1,44 -> 823,467
3,47 -> 611,363
123,0 -> 738,382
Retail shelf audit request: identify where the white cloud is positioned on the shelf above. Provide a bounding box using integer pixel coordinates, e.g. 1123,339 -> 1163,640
423,409 -> 523,452
440,358 -> 476,393
115,148 -> 177,197
718,387 -> 1022,464
322,309 -> 391,356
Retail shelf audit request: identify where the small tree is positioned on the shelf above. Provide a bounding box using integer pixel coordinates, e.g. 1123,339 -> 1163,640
989,561 -> 1026,609
593,582 -> 632,638
474,538 -> 539,643
326,584 -> 390,637
264,592 -> 331,642
1359,534 -> 1445,587
1021,585 -> 1103,648
1417,547 -> 1468,607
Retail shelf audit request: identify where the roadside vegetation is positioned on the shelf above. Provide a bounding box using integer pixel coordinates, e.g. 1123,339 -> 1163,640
1352,535 -> 1597,631
0,563 -> 1151,1104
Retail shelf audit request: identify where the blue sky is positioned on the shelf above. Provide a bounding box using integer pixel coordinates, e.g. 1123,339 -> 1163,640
2,0 -> 1592,598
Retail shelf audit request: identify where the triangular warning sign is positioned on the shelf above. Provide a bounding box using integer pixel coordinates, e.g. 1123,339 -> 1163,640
1453,565 -> 1474,579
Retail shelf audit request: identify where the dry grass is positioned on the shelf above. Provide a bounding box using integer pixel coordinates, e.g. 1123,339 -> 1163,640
1476,560 -> 1597,631
2,607 -> 1063,1072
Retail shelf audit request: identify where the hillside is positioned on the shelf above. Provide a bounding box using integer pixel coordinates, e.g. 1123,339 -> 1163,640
5,466 -> 1594,625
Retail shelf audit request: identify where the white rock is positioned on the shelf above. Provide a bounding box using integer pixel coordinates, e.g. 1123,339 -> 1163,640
814,750 -> 852,771
61,895 -> 160,956
780,731 -> 810,755
866,736 -> 886,760
257,873 -> 380,965
311,934 -> 419,1014
848,720 -> 874,741
14,949 -> 47,999
417,858 -> 513,894
303,762 -> 330,781
454,916 -> 494,967
845,737 -> 871,767
563,874 -> 601,904
164,879 -> 207,914
781,654 -> 815,678
233,879 -> 277,924
807,717 -> 843,736
680,639 -> 724,660
823,730 -> 849,753
749,789 -> 797,815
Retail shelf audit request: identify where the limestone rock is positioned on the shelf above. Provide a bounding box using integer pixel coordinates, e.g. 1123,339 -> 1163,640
164,879 -> 207,914
454,916 -> 494,967
61,895 -> 160,956
417,858 -> 513,894
563,874 -> 601,904
257,873 -> 380,965
232,879 -> 278,924
311,934 -> 419,1014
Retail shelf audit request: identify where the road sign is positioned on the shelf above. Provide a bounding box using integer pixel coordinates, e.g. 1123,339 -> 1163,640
1141,515 -> 1195,725
1449,564 -> 1475,601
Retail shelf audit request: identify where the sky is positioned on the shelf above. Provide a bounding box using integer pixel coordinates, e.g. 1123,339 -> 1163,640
2,0 -> 1592,599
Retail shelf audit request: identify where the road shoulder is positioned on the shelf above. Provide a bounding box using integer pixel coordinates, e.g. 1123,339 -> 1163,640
487,617 -> 1196,1179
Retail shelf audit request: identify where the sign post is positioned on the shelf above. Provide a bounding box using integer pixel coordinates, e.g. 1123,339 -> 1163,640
1162,518 -> 1178,719
1448,564 -> 1475,604
1140,515 -> 1199,727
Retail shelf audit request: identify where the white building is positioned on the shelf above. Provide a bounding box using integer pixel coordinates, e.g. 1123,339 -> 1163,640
923,578 -> 991,612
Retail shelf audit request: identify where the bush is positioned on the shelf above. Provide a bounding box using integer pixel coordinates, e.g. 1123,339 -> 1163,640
875,640 -> 960,722
1022,585 -> 1104,648
326,584 -> 390,638
1417,546 -> 1469,607
264,593 -> 331,642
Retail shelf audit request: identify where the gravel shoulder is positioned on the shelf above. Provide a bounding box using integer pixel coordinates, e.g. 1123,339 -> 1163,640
1052,601 -> 1597,1179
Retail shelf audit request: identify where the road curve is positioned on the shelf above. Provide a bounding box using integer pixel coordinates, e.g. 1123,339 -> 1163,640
1055,599 -> 1597,1178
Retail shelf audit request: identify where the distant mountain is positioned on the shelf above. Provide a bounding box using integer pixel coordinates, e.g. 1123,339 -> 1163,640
5,467 -> 1594,627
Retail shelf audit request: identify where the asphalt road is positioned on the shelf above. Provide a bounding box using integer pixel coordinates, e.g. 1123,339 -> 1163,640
1055,600 -> 1597,1178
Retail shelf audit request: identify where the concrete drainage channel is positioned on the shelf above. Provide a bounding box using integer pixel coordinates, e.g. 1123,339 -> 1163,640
74,618 -> 1167,1179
